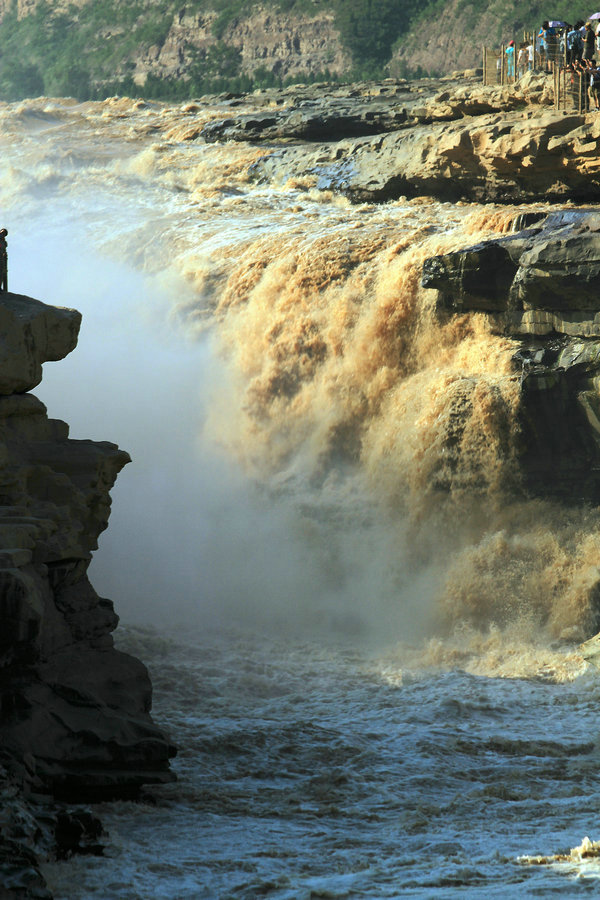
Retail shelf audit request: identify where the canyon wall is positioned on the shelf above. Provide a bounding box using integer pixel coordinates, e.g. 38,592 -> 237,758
0,290 -> 174,896
0,0 -> 561,95
135,8 -> 349,84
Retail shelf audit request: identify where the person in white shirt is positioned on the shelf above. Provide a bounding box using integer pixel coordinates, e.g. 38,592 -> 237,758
517,42 -> 528,78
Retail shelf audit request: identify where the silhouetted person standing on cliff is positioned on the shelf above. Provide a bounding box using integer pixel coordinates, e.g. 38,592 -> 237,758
583,22 -> 596,61
0,229 -> 8,292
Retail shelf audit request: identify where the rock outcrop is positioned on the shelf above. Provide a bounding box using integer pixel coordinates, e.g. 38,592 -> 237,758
198,73 -> 600,205
422,210 -> 600,502
0,292 -> 174,896
220,9 -> 348,82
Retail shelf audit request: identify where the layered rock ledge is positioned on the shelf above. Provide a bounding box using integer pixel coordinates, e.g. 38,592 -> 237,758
196,72 -> 600,204
422,209 -> 600,503
0,292 -> 174,897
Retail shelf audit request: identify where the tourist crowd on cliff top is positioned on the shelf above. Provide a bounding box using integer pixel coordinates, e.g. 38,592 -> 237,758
501,17 -> 600,109
505,19 -> 589,77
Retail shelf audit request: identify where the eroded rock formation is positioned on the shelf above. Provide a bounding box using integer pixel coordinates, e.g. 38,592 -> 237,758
200,72 -> 600,205
422,210 -> 600,502
0,292 -> 174,896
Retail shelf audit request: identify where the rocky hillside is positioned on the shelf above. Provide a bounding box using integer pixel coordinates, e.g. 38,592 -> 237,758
390,0 -> 589,76
137,7 -> 349,86
0,0 -> 597,101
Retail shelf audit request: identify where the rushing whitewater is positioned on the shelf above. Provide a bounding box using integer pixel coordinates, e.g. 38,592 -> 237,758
3,94 -> 600,896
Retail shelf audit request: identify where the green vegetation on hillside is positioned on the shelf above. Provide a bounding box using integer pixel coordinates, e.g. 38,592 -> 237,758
0,0 -> 425,100
0,0 -> 598,101
336,0 -> 413,77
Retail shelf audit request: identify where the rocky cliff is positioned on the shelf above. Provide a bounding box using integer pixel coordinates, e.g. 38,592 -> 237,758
423,210 -> 600,504
201,71 -> 600,204
0,292 -> 174,896
135,7 -> 348,85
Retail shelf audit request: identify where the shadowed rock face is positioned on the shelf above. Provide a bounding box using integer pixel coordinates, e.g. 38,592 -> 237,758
0,293 -> 80,394
0,290 -> 175,893
422,211 -> 600,331
200,82 -> 416,143
422,210 -> 600,502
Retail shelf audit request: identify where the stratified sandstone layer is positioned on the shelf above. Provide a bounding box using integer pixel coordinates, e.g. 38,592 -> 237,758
200,72 -> 600,204
422,210 -> 600,503
0,292 -> 174,897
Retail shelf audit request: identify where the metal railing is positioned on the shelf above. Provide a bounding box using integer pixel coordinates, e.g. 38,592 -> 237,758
483,47 -> 504,85
483,39 -> 536,86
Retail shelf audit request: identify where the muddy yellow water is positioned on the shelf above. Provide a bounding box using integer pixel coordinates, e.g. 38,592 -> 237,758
3,95 -> 600,897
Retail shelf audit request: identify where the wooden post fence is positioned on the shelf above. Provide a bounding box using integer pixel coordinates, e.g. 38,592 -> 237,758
554,64 -> 589,113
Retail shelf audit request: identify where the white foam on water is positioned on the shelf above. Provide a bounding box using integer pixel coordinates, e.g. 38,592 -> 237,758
5,95 -> 600,899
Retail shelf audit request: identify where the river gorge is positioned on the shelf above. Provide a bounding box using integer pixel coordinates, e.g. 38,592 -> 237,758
4,71 -> 600,897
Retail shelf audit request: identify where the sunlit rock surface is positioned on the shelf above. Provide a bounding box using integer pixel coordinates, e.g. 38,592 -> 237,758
0,291 -> 175,897
203,73 -> 600,204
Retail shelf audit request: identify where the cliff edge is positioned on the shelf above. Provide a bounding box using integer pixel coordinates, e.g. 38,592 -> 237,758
0,291 -> 175,897
422,209 -> 600,511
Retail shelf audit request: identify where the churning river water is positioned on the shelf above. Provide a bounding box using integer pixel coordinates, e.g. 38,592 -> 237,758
3,95 -> 600,897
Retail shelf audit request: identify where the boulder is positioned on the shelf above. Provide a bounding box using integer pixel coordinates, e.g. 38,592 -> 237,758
0,293 -> 80,394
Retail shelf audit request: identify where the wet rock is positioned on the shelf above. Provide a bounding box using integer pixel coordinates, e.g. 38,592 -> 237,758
512,219 -> 600,313
422,240 -> 521,312
421,209 -> 600,502
54,809 -> 104,859
0,764 -> 52,899
0,841 -> 52,899
423,210 -> 600,326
